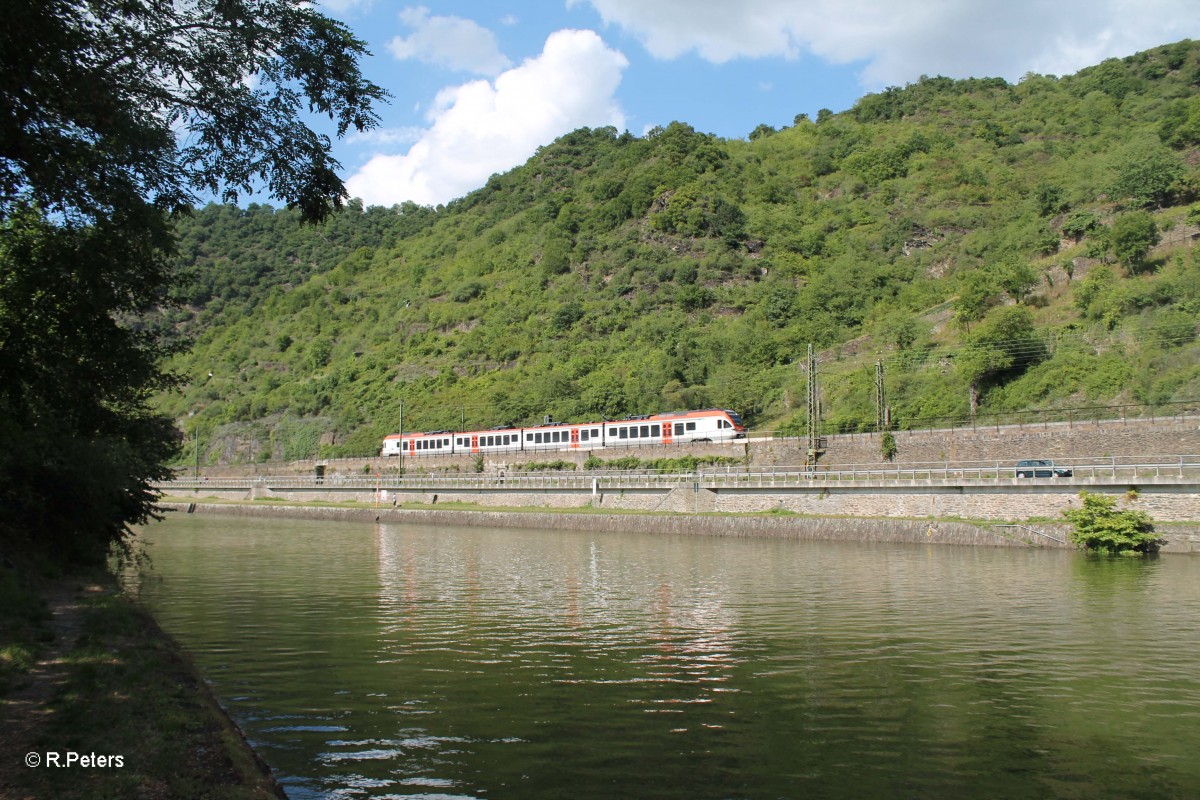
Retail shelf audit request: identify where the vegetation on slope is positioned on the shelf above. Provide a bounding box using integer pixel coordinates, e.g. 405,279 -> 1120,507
161,40 -> 1200,464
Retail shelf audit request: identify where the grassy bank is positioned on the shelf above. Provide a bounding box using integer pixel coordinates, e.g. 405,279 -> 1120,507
0,563 -> 284,799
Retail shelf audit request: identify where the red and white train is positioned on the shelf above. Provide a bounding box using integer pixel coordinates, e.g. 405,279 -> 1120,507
381,408 -> 745,458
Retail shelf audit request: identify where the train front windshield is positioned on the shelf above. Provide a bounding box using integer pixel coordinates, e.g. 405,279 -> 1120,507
726,411 -> 745,428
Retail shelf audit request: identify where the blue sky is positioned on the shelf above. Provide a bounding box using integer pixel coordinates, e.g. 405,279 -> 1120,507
316,0 -> 1200,208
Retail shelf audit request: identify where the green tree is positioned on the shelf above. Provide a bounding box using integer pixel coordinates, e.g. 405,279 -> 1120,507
953,271 -> 997,331
1108,145 -> 1186,209
994,258 -> 1040,303
957,306 -> 1044,414
1110,210 -> 1160,270
1033,182 -> 1067,216
0,0 -> 385,566
1063,491 -> 1160,554
1061,209 -> 1101,243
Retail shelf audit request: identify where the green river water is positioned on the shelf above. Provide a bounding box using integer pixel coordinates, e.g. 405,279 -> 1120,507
136,515 -> 1200,799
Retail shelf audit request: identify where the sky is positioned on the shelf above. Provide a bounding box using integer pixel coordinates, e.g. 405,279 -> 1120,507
316,0 -> 1200,209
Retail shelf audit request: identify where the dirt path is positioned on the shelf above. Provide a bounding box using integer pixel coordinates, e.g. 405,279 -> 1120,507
0,579 -> 103,798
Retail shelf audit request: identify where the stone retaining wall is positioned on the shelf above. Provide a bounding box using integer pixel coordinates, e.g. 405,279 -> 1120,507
805,416 -> 1200,467
179,478 -> 1200,523
160,493 -> 1200,554
159,502 -> 1030,549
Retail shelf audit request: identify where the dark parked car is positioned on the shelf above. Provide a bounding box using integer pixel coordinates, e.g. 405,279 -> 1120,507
1015,459 -> 1072,478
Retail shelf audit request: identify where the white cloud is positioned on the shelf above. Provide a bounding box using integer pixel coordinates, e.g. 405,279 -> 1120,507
347,29 -> 628,207
582,0 -> 1200,88
388,6 -> 511,76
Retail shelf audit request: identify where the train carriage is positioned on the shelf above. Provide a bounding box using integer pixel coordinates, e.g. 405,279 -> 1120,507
381,430 -> 455,457
381,408 -> 744,458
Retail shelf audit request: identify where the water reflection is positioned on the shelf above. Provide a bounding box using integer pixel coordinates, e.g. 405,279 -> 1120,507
138,516 -> 1200,799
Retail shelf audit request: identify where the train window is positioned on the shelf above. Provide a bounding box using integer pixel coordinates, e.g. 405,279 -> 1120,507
581,429 -> 589,441
504,435 -> 511,445
609,427 -> 617,436
674,423 -> 684,436
592,428 -> 600,438
640,425 -> 649,437
629,426 -> 639,439
686,421 -> 696,431
618,427 -> 627,439
651,425 -> 660,437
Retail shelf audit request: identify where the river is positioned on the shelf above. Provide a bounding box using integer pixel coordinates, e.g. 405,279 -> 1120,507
136,514 -> 1200,799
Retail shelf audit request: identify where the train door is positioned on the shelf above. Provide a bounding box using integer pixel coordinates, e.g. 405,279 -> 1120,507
470,434 -> 480,454
569,428 -> 580,449
662,421 -> 674,445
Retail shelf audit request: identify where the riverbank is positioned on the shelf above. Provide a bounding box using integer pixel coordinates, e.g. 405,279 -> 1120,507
158,498 -> 1200,552
160,499 -> 1058,548
0,564 -> 286,800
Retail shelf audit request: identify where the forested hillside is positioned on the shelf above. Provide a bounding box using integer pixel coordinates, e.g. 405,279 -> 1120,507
160,40 -> 1200,464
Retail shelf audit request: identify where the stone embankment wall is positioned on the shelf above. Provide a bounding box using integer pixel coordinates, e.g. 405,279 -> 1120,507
160,501 -> 1200,554
808,416 -> 1200,467
174,477 -> 1200,551
752,416 -> 1200,467
160,502 -> 1032,549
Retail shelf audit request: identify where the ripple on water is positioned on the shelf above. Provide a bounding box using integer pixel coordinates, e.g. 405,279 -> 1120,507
140,517 -> 1200,800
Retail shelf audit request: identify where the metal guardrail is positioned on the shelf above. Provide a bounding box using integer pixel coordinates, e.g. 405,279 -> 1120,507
158,455 -> 1200,493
